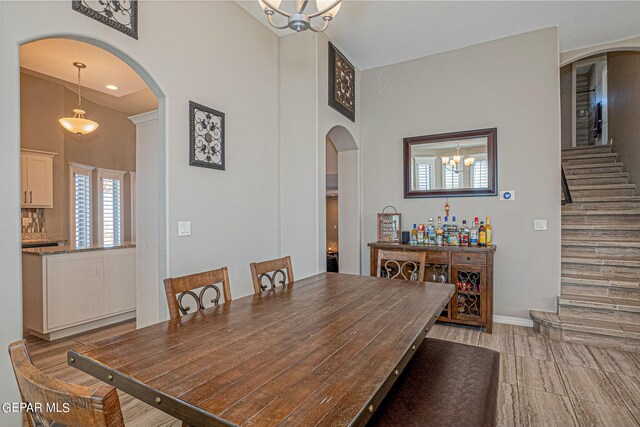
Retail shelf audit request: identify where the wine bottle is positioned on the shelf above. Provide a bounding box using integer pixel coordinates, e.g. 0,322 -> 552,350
479,221 -> 487,247
485,217 -> 493,246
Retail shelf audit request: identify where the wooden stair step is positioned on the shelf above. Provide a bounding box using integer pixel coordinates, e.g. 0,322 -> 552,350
562,224 -> 640,230
562,240 -> 640,249
530,309 -> 640,351
562,256 -> 640,268
559,294 -> 640,313
569,195 -> 640,203
561,144 -> 612,154
565,172 -> 628,180
563,162 -> 623,170
562,209 -> 640,216
561,274 -> 639,289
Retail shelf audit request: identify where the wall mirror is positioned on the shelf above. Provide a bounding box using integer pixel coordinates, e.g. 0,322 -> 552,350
403,128 -> 497,198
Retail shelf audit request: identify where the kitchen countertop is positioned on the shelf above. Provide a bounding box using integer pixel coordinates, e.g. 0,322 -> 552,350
22,241 -> 136,256
21,239 -> 68,247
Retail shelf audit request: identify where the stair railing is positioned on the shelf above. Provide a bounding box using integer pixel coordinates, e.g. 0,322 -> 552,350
561,166 -> 572,205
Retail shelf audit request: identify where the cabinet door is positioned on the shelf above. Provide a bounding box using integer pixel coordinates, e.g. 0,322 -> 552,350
46,253 -> 105,331
26,155 -> 53,207
451,265 -> 487,324
20,155 -> 29,207
105,249 -> 136,313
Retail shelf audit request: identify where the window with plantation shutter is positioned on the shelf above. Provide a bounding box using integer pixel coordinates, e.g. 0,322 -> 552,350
410,157 -> 434,190
69,163 -> 95,248
97,169 -> 126,246
472,159 -> 488,188
443,167 -> 461,189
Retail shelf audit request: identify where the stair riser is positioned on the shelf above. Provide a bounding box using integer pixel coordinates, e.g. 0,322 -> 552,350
561,284 -> 640,300
564,166 -> 622,175
562,215 -> 640,225
562,246 -> 640,259
563,156 -> 617,166
559,305 -> 640,324
562,263 -> 640,280
570,188 -> 636,197
560,328 -> 640,353
562,147 -> 613,157
562,230 -> 640,240
568,176 -> 629,186
563,202 -> 640,211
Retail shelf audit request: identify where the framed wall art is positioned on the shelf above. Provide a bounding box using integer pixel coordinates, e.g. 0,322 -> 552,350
328,42 -> 355,122
189,101 -> 225,171
72,0 -> 138,39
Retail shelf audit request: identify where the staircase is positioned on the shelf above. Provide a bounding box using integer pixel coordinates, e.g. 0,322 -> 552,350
530,144 -> 640,352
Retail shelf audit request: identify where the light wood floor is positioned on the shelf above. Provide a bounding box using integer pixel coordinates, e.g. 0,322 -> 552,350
24,320 -> 640,426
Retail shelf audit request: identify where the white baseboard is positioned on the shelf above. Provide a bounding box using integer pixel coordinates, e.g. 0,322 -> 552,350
493,315 -> 533,327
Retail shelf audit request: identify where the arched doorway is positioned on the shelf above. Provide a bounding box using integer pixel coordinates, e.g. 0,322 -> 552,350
325,125 -> 360,275
18,36 -> 167,330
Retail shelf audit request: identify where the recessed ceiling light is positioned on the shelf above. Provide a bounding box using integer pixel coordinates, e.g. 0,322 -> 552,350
105,84 -> 118,90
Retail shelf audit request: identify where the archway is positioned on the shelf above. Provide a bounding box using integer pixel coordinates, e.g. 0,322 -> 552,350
18,36 -> 167,330
324,125 -> 360,275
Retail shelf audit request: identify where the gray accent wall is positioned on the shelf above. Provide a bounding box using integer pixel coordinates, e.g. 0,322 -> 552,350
361,28 -> 562,319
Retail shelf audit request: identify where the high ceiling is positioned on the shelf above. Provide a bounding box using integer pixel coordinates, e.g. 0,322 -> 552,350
236,0 -> 640,70
20,38 -> 157,115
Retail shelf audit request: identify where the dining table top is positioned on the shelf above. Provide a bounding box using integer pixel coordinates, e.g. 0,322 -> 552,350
68,272 -> 454,427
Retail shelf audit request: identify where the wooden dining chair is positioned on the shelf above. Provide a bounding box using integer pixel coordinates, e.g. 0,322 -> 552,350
250,256 -> 294,293
377,249 -> 427,281
164,267 -> 232,320
9,339 -> 125,427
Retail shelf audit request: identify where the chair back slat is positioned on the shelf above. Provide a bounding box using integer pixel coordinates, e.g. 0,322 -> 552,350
9,340 -> 124,427
250,256 -> 294,293
164,267 -> 232,320
377,250 -> 427,282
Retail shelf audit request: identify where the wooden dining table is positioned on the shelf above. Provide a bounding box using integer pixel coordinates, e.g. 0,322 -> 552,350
68,272 -> 454,426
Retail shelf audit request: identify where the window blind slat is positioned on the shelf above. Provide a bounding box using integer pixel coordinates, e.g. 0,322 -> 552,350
102,177 -> 122,246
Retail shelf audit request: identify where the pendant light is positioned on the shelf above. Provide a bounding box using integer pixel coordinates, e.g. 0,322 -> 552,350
59,62 -> 99,135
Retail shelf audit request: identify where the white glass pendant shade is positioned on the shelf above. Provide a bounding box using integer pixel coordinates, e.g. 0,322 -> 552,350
453,155 -> 461,164
259,0 -> 282,10
59,109 -> 99,135
441,156 -> 449,164
316,0 -> 341,17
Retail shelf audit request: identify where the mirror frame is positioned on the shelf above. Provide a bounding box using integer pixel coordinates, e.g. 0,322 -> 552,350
403,127 -> 498,198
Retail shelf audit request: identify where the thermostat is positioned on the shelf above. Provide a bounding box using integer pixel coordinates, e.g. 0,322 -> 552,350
500,191 -> 515,201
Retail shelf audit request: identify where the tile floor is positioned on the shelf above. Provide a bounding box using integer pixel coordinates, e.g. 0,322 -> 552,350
21,320 -> 640,426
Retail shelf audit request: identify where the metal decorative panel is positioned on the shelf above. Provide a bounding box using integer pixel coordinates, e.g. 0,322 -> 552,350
328,42 -> 355,122
72,0 -> 138,39
189,101 -> 225,170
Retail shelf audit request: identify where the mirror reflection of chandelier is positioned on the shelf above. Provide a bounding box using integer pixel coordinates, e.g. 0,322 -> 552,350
441,145 -> 475,174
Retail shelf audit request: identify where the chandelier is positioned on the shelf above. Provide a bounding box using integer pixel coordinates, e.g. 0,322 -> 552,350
441,145 -> 475,174
259,0 -> 342,32
59,62 -> 99,135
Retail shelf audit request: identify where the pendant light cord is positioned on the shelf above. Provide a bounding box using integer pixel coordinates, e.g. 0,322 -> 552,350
76,65 -> 82,109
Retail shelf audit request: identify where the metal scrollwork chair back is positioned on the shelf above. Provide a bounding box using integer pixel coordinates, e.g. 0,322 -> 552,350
9,339 -> 125,427
377,250 -> 427,282
250,256 -> 294,293
164,267 -> 232,320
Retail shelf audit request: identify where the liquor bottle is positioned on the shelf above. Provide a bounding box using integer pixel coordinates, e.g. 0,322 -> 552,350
435,216 -> 444,246
479,221 -> 487,247
410,224 -> 418,245
450,216 -> 459,246
485,217 -> 493,246
470,217 -> 479,246
417,224 -> 425,246
443,217 -> 449,246
460,220 -> 470,246
427,218 -> 436,246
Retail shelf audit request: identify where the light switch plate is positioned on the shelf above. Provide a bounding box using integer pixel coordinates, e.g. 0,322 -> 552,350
534,219 -> 547,231
500,191 -> 515,201
178,221 -> 191,236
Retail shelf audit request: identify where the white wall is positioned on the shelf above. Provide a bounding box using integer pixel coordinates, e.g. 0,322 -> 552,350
280,31 -> 362,278
0,1 -> 280,417
361,28 -> 562,320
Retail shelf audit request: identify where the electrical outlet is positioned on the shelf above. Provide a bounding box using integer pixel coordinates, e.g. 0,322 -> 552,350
534,219 -> 547,231
178,221 -> 191,236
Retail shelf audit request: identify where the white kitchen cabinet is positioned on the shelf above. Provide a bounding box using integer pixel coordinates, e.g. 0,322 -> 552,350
21,149 -> 56,208
22,247 -> 136,340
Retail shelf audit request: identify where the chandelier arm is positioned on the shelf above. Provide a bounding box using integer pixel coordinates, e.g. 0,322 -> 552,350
298,0 -> 309,14
262,0 -> 290,17
308,0 -> 341,18
309,17 -> 331,32
266,13 -> 290,29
